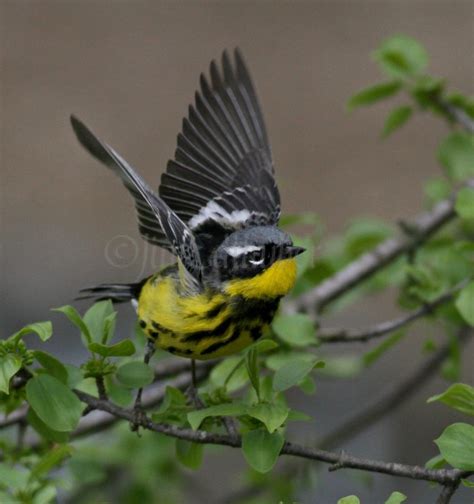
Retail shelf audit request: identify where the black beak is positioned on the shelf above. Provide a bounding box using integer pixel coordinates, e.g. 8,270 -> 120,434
284,245 -> 306,258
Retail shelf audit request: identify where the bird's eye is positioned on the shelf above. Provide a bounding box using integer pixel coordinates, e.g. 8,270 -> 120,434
248,249 -> 264,265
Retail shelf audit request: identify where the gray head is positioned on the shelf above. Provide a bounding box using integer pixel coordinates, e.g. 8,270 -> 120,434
211,226 -> 305,281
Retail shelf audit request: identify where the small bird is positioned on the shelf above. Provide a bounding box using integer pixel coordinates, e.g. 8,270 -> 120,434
72,49 -> 305,376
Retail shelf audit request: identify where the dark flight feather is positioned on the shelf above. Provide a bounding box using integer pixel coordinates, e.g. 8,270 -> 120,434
159,49 -> 280,235
70,116 -> 202,288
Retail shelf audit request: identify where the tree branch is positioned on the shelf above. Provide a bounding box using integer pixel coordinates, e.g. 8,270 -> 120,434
293,194 -> 460,314
71,363 -> 210,440
436,480 -> 462,504
318,327 -> 472,449
224,327 -> 472,503
0,360 -> 213,432
316,281 -> 467,343
437,100 -> 474,133
71,388 -> 472,487
291,99 -> 473,316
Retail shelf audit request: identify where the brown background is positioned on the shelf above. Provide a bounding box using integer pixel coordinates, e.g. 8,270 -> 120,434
1,1 -> 473,503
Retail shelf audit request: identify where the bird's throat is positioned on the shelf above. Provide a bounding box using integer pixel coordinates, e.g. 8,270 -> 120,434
224,258 -> 298,299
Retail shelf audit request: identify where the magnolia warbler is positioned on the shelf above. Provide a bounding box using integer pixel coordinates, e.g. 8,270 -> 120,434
71,49 -> 305,368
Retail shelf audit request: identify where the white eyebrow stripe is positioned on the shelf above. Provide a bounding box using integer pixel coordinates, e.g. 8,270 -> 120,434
225,245 -> 261,257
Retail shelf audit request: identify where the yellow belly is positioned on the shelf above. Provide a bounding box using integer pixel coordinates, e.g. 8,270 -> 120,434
137,258 -> 296,360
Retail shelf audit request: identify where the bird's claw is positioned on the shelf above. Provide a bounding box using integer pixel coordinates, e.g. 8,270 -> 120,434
130,406 -> 147,434
186,385 -> 204,409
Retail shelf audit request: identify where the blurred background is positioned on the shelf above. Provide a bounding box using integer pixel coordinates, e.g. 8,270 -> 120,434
1,1 -> 473,502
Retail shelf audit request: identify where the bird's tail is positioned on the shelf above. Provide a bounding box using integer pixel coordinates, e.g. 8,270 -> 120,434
77,280 -> 146,304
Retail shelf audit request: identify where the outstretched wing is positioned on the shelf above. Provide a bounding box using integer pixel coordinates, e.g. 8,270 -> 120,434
159,49 -> 280,235
71,116 -> 202,290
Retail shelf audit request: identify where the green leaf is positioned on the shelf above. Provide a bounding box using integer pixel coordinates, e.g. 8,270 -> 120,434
247,338 -> 279,354
34,350 -> 68,384
287,409 -> 312,422
273,357 -> 322,392
187,403 -> 247,431
411,75 -> 444,109
10,321 -> 53,344
210,356 -> 249,392
245,347 -> 260,400
116,361 -> 154,388
65,364 -> 83,388
31,444 -> 73,480
298,374 -> 316,395
265,351 -> 315,371
425,453 -> 447,469
385,491 -> 407,504
337,496 -> 360,504
362,330 -> 406,367
246,402 -> 289,433
438,132 -> 474,182
442,333 -> 462,382
319,355 -> 363,378
428,383 -> 474,416
455,187 -> 474,220
434,423 -> 474,470
152,386 -> 189,425
272,313 -> 316,347
101,312 -> 117,344
26,374 -> 83,432
27,408 -> 70,443
0,354 -> 22,394
53,305 -> 92,344
0,462 -> 29,490
345,218 -> 393,258
88,339 -> 136,358
242,429 -> 284,473
373,35 -> 428,78
382,106 -> 413,137
447,92 -> 474,119
105,376 -> 133,408
348,81 -> 401,110
424,177 -> 451,205
83,300 -> 116,343
462,478 -> 474,488
32,484 -> 57,504
175,439 -> 203,469
455,282 -> 474,326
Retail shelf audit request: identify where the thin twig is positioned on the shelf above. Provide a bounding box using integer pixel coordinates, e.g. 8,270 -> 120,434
318,327 -> 472,449
291,178 -> 474,316
436,481 -> 461,504
317,281 -> 467,343
95,376 -> 107,401
437,100 -> 474,133
73,364 -> 210,440
71,388 -> 472,486
224,327 -> 473,504
293,195 -> 457,314
153,359 -> 208,380
0,362 -> 214,432
18,363 -> 213,455
0,405 -> 28,430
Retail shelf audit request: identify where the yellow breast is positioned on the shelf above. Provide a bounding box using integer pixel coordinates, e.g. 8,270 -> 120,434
136,258 -> 297,360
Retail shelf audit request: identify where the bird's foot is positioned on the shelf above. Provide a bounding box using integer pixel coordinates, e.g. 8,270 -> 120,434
130,405 -> 147,434
186,384 -> 204,409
